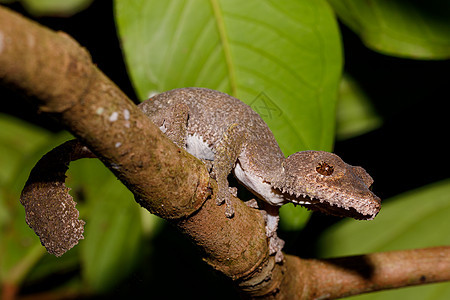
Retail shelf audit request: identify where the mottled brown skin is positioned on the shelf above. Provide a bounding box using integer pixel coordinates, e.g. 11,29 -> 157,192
139,88 -> 381,262
274,151 -> 381,220
20,87 -> 380,260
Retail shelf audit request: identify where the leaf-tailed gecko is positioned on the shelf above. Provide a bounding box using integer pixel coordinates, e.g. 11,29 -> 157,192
139,88 -> 381,262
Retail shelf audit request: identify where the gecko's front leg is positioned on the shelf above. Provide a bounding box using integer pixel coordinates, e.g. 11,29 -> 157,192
259,202 -> 285,263
244,199 -> 285,262
213,123 -> 246,218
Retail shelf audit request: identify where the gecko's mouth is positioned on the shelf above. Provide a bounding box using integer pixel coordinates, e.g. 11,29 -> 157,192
284,193 -> 314,206
281,190 -> 379,220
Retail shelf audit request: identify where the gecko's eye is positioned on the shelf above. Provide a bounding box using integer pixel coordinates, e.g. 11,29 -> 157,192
316,162 -> 334,176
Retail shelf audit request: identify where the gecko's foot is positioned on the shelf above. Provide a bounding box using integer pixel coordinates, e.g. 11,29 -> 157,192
245,200 -> 284,261
215,189 -> 225,206
225,201 -> 234,218
215,190 -> 235,218
225,188 -> 236,218
245,198 -> 259,209
274,249 -> 284,263
268,233 -> 285,263
228,186 -> 238,197
262,205 -> 284,263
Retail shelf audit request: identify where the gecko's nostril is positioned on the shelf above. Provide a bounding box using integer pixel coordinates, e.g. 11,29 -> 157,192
316,162 -> 334,176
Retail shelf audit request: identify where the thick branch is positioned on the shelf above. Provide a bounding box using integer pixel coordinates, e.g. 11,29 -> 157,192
1,6 -> 449,299
0,6 -> 208,219
0,5 -> 271,288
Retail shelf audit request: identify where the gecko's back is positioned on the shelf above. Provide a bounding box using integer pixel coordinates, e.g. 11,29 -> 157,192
138,87 -> 285,179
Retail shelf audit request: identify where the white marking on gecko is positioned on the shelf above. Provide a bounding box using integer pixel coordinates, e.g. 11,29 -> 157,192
234,162 -> 285,206
186,133 -> 215,161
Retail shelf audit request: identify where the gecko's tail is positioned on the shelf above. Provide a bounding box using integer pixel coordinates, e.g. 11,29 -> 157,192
20,139 -> 95,256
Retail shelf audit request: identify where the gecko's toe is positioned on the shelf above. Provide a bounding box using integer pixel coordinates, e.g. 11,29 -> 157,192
215,189 -> 226,206
245,199 -> 259,209
228,186 -> 238,197
216,190 -> 235,218
275,250 -> 284,263
225,201 -> 235,218
268,233 -> 285,263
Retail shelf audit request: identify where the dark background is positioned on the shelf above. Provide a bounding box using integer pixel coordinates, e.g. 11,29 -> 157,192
1,1 -> 448,298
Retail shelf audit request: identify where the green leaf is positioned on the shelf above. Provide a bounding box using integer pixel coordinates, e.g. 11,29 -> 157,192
344,282 -> 450,300
0,125 -> 73,286
318,180 -> 450,255
328,0 -> 450,59
21,0 -> 93,16
115,0 -> 342,154
317,180 -> 450,299
279,203 -> 311,231
0,115 -> 160,292
69,159 -> 145,293
0,115 -> 61,284
25,247 -> 81,283
0,114 -> 51,186
0,198 -> 46,285
335,74 -> 382,140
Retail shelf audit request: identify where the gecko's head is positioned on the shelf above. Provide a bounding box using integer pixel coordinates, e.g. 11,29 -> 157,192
272,151 -> 381,220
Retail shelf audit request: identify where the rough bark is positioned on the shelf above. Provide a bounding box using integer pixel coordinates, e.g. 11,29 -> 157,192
280,247 -> 450,299
1,6 -> 449,299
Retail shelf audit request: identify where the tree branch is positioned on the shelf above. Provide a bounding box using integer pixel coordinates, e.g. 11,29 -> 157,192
0,4 -> 272,291
1,6 -> 448,299
282,247 -> 450,299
